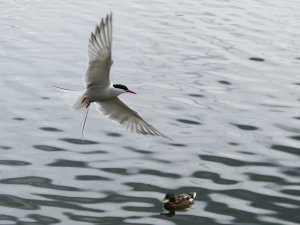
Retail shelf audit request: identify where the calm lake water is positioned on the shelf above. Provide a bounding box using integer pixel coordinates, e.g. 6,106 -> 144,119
0,0 -> 299,224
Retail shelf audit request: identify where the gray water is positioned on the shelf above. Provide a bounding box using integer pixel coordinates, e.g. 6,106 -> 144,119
0,0 -> 299,224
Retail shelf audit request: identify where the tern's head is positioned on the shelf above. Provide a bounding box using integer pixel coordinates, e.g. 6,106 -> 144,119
113,84 -> 136,95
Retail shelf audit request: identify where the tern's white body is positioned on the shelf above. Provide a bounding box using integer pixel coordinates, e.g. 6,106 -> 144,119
55,13 -> 170,139
83,84 -> 123,102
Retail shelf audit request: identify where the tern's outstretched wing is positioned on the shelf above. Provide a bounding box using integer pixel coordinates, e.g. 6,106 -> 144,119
95,98 -> 171,139
85,13 -> 113,88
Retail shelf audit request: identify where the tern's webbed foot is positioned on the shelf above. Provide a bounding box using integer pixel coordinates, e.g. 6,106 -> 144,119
82,97 -> 91,108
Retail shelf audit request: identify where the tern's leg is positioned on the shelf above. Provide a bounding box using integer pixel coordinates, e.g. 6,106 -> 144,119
81,97 -> 91,108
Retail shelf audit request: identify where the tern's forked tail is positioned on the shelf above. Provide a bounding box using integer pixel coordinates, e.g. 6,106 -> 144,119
53,86 -> 89,139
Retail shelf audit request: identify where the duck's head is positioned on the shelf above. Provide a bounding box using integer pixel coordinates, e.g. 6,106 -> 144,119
161,193 -> 176,203
113,84 -> 136,95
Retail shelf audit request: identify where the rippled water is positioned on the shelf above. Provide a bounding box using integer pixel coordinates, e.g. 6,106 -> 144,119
1,0 -> 299,224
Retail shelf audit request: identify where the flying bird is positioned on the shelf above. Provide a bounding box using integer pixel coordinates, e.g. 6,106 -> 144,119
55,13 -> 170,140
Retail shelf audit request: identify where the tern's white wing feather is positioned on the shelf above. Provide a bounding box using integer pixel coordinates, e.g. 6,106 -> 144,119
85,13 -> 113,88
95,98 -> 171,139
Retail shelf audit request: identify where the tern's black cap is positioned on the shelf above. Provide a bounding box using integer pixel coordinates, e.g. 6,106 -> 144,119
113,84 -> 128,91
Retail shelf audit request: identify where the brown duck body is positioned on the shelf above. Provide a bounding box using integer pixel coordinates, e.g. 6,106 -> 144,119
162,192 -> 196,211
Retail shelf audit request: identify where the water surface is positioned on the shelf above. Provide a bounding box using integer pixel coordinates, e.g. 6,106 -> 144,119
0,0 -> 299,224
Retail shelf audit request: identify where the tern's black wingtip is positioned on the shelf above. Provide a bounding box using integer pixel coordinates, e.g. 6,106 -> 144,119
165,136 -> 174,141
160,133 -> 173,141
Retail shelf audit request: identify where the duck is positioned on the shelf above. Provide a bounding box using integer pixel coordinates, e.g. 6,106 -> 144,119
161,192 -> 196,212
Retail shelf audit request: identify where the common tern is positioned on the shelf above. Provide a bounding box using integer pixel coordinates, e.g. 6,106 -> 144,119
55,13 -> 170,140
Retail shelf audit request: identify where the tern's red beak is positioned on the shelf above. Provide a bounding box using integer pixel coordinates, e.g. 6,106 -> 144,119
127,90 -> 136,94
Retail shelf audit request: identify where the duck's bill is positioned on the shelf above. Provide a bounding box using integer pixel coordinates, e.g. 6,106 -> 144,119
161,198 -> 169,203
127,90 -> 136,94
